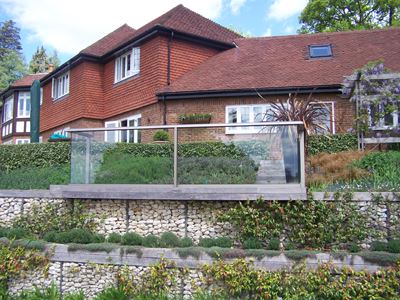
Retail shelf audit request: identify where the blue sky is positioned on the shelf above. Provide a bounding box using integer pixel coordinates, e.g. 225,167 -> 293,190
0,0 -> 308,65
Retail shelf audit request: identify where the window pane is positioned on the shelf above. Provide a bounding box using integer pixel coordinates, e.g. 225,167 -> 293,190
310,45 -> 332,58
240,107 -> 250,123
313,104 -> 331,134
228,108 -> 237,123
253,107 -> 264,122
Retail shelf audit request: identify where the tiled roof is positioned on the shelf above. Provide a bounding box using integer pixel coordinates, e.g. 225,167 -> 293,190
161,27 -> 400,94
80,24 -> 137,57
10,73 -> 47,88
131,4 -> 240,45
81,5 -> 239,58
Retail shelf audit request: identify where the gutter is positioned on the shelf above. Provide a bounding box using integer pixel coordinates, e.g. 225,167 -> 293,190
157,86 -> 342,100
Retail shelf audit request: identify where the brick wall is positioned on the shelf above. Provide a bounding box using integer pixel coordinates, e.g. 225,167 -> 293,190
39,35 -> 222,136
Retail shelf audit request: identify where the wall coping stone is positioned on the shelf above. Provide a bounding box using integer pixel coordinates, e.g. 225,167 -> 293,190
48,244 -> 392,272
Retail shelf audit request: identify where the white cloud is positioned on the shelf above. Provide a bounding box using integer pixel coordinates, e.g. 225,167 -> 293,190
0,0 -> 223,55
229,0 -> 247,14
264,28 -> 272,36
284,25 -> 294,33
266,0 -> 308,21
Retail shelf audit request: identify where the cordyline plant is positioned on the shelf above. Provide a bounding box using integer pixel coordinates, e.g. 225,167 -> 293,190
256,91 -> 331,136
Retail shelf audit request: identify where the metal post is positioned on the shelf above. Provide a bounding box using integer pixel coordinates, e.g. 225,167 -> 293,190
299,127 -> 306,189
173,127 -> 178,187
85,136 -> 91,184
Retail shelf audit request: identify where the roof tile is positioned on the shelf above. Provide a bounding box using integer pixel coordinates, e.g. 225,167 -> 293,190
161,27 -> 400,94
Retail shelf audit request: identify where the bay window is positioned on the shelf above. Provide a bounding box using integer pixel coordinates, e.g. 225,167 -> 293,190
114,48 -> 140,83
17,92 -> 31,118
3,96 -> 13,122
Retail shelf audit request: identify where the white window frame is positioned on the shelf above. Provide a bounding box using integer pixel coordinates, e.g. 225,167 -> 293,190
368,103 -> 399,130
3,96 -> 14,122
310,101 -> 335,134
114,47 -> 140,83
15,138 -> 30,144
225,104 -> 277,134
17,91 -> 31,118
52,71 -> 70,100
105,114 -> 141,143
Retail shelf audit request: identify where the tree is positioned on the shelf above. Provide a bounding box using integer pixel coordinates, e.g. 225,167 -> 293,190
0,20 -> 22,58
299,0 -> 400,33
0,50 -> 27,90
29,46 -> 60,73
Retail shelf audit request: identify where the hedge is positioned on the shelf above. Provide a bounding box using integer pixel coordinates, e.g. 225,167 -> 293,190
307,134 -> 357,155
0,143 -> 70,171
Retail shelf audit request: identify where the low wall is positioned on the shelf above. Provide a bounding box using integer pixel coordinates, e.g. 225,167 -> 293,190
7,246 -> 393,299
0,192 -> 399,243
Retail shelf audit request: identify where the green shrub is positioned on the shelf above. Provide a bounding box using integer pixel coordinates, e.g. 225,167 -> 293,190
122,232 -> 143,246
65,228 -> 94,244
93,286 -> 128,300
243,237 -> 263,249
142,235 -> 160,248
107,233 -> 122,244
95,155 -> 173,184
387,239 -> 400,253
370,241 -> 388,252
0,164 -> 70,190
214,237 -> 233,248
159,232 -> 180,248
307,134 -> 357,155
198,238 -> 215,248
268,238 -> 280,250
91,234 -> 106,243
348,243 -> 361,253
179,237 -> 194,248
43,231 -> 58,243
0,142 -> 70,171
3,227 -> 31,240
153,130 -> 170,142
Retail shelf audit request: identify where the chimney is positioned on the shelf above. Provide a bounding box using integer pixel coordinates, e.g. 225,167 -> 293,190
48,64 -> 55,73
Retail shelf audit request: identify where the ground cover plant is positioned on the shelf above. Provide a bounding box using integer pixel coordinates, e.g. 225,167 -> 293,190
95,142 -> 258,185
307,150 -> 400,191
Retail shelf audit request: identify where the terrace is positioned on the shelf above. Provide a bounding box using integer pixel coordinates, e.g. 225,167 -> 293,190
58,121 -> 307,200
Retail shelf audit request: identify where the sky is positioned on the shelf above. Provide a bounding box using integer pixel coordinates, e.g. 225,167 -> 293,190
0,0 -> 308,65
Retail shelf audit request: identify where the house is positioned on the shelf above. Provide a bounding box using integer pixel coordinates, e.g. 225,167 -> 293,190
1,4 -> 400,144
0,73 -> 47,144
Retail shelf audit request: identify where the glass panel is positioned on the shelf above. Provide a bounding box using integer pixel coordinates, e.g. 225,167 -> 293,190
177,125 -> 300,184
253,106 -> 264,122
70,128 -> 173,184
312,104 -> 331,134
120,120 -> 128,142
310,45 -> 332,57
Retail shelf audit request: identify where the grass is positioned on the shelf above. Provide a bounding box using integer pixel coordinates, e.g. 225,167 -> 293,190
0,164 -> 69,189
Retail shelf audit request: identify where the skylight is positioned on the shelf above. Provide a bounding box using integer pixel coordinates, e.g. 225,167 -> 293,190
309,45 -> 332,58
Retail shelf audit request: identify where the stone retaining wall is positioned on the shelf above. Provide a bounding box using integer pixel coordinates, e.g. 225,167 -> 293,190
7,246 -> 391,299
1,193 -> 399,243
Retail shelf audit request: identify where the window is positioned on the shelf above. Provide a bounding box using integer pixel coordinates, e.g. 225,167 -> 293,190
105,114 -> 142,143
40,88 -> 43,105
311,102 -> 335,134
309,45 -> 332,58
15,138 -> 30,144
17,92 -> 30,118
114,48 -> 140,83
368,102 -> 399,129
52,72 -> 69,99
3,96 -> 13,122
226,104 -> 277,134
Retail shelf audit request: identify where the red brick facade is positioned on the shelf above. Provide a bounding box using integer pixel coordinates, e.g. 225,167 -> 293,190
39,35 -> 222,137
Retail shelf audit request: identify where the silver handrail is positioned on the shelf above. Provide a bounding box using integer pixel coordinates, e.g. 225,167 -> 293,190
66,121 -> 304,132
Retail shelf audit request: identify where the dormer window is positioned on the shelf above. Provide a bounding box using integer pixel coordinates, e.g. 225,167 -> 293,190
52,71 -> 70,100
309,44 -> 332,58
115,47 -> 140,83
